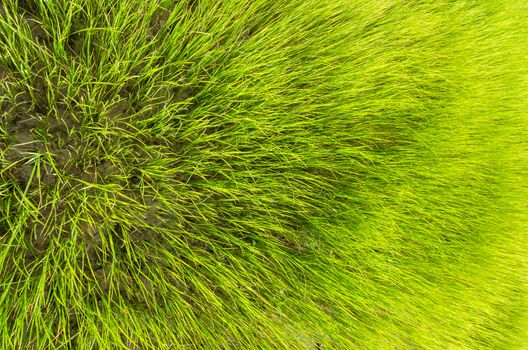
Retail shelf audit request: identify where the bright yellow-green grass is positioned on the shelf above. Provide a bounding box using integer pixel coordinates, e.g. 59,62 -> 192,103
1,0 -> 527,349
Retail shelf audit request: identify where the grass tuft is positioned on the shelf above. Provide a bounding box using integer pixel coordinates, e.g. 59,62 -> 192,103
1,0 -> 527,349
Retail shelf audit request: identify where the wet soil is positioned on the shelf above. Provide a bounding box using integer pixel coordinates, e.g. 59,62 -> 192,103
0,2 -> 202,346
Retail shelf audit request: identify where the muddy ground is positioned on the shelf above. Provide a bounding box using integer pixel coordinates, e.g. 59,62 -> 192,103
0,2 -> 201,347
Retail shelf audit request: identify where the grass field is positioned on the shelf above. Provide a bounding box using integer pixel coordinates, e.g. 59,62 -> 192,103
1,0 -> 527,349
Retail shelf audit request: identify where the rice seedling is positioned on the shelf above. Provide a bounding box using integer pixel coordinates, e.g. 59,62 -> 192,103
0,0 -> 527,348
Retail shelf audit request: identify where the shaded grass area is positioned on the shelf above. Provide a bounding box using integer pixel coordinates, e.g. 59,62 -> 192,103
0,0 -> 527,348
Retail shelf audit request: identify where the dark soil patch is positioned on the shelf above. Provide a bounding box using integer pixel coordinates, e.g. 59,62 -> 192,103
0,2 -> 222,346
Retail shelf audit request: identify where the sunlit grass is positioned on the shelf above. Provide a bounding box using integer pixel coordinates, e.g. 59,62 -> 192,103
0,0 -> 527,349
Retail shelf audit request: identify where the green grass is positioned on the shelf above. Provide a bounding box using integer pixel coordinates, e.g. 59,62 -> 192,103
1,0 -> 527,349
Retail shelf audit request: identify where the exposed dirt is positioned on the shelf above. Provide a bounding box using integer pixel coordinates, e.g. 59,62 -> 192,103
0,3 -> 201,345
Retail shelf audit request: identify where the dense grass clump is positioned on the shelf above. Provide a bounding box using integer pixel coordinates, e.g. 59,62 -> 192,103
0,0 -> 527,349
